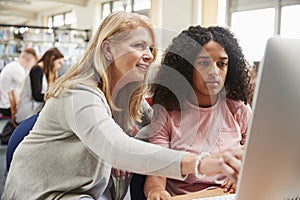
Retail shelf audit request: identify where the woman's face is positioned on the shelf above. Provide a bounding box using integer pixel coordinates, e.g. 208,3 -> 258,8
192,40 -> 228,106
109,27 -> 155,83
53,58 -> 64,71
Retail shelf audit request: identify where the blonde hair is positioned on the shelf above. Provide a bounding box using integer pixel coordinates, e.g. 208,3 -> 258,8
45,11 -> 156,122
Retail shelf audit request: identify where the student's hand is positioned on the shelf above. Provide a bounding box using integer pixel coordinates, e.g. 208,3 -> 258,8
146,187 -> 172,200
221,177 -> 236,193
199,146 -> 244,184
111,168 -> 131,180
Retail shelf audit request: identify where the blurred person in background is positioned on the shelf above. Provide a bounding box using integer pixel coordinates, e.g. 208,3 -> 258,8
0,48 -> 38,117
15,47 -> 64,124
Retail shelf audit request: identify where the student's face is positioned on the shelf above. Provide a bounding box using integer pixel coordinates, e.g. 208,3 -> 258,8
23,54 -> 37,69
53,58 -> 64,71
110,27 -> 155,82
192,40 -> 228,105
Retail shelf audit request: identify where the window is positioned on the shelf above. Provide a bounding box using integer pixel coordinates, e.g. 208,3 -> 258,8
53,14 -> 64,27
112,0 -> 125,12
48,11 -> 76,28
102,3 -> 111,19
101,0 -> 151,19
65,12 -> 76,25
227,0 -> 300,62
281,5 -> 300,39
133,0 -> 150,11
231,8 -> 275,62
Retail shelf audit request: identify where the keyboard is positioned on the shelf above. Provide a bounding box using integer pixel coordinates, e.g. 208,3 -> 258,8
193,193 -> 236,200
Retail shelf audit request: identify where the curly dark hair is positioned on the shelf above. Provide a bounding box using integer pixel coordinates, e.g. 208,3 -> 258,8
151,25 -> 254,110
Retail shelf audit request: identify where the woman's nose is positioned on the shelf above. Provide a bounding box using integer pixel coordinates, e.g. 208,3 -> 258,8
143,47 -> 154,62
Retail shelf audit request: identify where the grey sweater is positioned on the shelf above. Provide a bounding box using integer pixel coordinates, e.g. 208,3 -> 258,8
2,85 -> 186,200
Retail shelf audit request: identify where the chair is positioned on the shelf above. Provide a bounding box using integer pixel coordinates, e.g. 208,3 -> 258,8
6,113 -> 39,171
7,89 -> 19,128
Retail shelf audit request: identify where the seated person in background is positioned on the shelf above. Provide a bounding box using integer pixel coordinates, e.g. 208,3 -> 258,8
0,48 -> 38,116
15,47 -> 64,124
140,25 -> 253,199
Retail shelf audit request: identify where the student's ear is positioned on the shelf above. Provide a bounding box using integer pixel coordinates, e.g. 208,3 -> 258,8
102,40 -> 113,61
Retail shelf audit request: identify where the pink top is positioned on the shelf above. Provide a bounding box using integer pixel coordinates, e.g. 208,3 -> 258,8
147,96 -> 252,196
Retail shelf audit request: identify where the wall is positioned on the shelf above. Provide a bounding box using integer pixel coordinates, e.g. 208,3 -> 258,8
202,0 -> 219,26
149,0 -> 205,52
150,0 -> 205,32
74,0 -> 98,30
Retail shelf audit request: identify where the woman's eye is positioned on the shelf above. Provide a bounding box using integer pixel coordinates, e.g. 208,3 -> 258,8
198,61 -> 210,66
149,46 -> 154,53
134,43 -> 145,49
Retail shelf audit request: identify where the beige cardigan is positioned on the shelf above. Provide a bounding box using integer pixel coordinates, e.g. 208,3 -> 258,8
2,85 -> 186,200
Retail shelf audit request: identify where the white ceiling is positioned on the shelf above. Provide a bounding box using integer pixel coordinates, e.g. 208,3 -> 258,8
0,0 -> 89,25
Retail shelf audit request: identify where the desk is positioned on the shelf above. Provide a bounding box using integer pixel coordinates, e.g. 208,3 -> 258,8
172,188 -> 229,200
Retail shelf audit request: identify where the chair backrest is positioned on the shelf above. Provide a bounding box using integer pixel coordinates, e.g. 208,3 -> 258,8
7,89 -> 20,127
6,113 -> 39,171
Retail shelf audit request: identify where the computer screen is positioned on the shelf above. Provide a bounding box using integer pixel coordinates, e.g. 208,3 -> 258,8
236,36 -> 300,200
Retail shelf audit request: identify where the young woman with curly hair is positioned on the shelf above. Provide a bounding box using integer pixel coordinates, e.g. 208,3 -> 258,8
140,25 -> 253,199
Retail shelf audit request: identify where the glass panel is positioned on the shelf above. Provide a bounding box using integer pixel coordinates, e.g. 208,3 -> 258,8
112,0 -> 125,12
231,8 -> 275,62
53,14 -> 64,27
102,3 -> 111,19
65,12 -> 76,25
125,0 -> 132,12
281,5 -> 300,39
133,0 -> 150,11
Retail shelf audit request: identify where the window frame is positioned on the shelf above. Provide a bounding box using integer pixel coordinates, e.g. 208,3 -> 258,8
226,0 -> 300,35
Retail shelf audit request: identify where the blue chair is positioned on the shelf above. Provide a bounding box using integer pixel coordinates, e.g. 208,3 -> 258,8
6,113 -> 39,171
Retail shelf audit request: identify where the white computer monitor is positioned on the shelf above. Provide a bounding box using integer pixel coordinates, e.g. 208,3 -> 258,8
235,36 -> 300,200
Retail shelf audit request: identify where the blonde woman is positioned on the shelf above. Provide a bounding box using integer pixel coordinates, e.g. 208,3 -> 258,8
2,12 -> 243,200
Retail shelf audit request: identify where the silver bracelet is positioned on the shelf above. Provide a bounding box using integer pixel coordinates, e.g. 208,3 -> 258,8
195,152 -> 210,179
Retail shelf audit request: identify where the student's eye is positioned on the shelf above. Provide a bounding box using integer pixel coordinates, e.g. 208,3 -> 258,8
217,62 -> 228,68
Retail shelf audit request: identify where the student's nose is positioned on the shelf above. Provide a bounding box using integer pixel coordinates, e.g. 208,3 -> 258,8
208,62 -> 219,75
